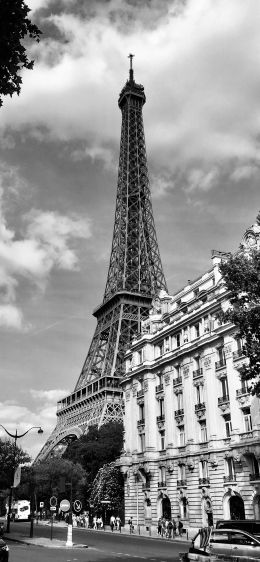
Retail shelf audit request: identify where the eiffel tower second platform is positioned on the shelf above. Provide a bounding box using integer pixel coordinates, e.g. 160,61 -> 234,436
37,60 -> 167,461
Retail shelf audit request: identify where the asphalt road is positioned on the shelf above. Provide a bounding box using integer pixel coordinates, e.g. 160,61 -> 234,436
6,522 -> 189,561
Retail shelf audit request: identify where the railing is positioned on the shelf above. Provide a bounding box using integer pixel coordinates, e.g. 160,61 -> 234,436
218,395 -> 230,405
174,409 -> 184,418
199,477 -> 210,486
173,377 -> 182,386
137,389 -> 144,398
233,349 -> 245,360
236,388 -> 249,397
158,481 -> 167,488
137,419 -> 145,426
250,473 -> 260,481
142,483 -> 151,490
223,474 -> 236,482
177,479 -> 187,487
156,415 -> 165,423
156,383 -> 164,393
239,430 -> 253,440
215,359 -> 226,370
193,368 -> 203,379
195,402 -> 206,412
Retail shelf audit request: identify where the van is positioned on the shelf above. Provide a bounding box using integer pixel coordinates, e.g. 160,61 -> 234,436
216,519 -> 260,537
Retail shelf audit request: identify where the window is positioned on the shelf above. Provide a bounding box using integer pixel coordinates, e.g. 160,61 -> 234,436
137,349 -> 143,364
224,414 -> 232,437
218,346 -> 226,365
176,333 -> 181,348
159,398 -> 165,417
139,403 -> 145,421
164,337 -> 170,352
195,324 -> 200,338
196,385 -> 204,404
140,433 -> 145,452
178,464 -> 186,481
177,392 -> 183,410
183,328 -> 189,343
200,421 -> 208,442
179,426 -> 185,446
243,408 -> 252,432
204,316 -> 210,333
241,378 -> 249,393
160,431 -> 165,450
226,457 -> 235,479
221,377 -> 229,399
199,460 -> 209,479
175,364 -> 181,377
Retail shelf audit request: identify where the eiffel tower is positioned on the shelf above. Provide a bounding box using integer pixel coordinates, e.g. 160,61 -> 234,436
36,56 -> 167,461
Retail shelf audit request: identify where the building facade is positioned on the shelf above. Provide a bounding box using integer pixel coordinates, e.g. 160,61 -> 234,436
119,217 -> 260,533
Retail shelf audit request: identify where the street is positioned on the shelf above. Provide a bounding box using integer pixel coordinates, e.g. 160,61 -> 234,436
5,522 -> 189,561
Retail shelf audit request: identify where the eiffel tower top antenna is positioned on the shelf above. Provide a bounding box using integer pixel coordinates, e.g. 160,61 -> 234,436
128,53 -> 134,82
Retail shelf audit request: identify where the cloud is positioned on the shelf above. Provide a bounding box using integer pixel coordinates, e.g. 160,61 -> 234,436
230,164 -> 259,182
0,389 -> 69,459
0,165 -> 92,329
150,173 -> 174,199
184,167 -> 219,194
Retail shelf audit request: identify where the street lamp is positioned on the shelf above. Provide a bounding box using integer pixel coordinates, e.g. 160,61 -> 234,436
0,424 -> 43,533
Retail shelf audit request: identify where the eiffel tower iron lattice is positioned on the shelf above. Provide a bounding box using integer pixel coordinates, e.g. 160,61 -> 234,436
36,57 -> 167,461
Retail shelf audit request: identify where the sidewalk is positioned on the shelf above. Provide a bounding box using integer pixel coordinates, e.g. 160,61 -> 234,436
2,520 -> 190,549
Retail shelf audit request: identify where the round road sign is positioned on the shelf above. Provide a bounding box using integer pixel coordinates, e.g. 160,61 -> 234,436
60,499 -> 70,512
73,500 -> 82,513
50,496 -> 57,507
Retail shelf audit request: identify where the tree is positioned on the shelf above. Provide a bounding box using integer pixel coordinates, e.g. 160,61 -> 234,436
64,421 -> 124,480
0,439 -> 30,490
31,457 -> 87,508
220,239 -> 260,394
90,462 -> 124,517
0,0 -> 41,107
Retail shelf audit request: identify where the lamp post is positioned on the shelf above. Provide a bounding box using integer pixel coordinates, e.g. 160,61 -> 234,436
0,424 -> 43,533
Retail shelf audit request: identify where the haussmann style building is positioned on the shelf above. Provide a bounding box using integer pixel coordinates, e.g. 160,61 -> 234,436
118,216 -> 260,534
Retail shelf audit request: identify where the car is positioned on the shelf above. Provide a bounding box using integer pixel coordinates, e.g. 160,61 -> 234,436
216,519 -> 260,537
0,538 -> 9,562
182,527 -> 260,560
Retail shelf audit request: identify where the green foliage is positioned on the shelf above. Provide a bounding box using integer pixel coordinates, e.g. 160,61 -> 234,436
31,457 -> 87,506
0,0 -> 41,106
0,439 -> 30,490
64,422 -> 124,487
90,461 -> 124,513
219,247 -> 260,394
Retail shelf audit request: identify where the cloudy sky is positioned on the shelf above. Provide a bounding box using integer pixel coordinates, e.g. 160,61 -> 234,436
0,0 -> 260,459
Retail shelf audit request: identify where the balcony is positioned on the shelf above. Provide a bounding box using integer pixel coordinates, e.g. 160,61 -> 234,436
193,368 -> 203,379
218,395 -> 230,406
142,483 -> 151,491
233,349 -> 245,361
236,387 -> 249,397
199,477 -> 210,486
174,409 -> 184,418
250,473 -> 260,482
223,474 -> 236,483
173,377 -> 182,386
158,481 -> 167,488
137,418 -> 145,427
215,359 -> 226,370
137,389 -> 144,398
195,402 -> 206,412
156,414 -> 165,423
156,383 -> 164,393
177,479 -> 187,487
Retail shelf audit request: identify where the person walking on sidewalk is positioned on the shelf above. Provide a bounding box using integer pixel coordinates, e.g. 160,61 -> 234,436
128,516 -> 134,533
176,515 -> 183,536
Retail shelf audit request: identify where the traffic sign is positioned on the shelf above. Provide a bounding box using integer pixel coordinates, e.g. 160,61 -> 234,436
40,502 -> 44,508
73,500 -> 82,513
50,496 -> 57,507
50,506 -> 56,511
60,499 -> 70,512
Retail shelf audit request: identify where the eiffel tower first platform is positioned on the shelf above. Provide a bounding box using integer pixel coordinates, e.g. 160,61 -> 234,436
36,56 -> 167,461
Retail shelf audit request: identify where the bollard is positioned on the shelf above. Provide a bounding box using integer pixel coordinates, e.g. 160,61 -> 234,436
149,526 -> 151,536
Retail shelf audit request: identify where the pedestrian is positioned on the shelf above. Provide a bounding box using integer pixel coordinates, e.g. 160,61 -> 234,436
157,517 -> 162,536
93,515 -> 97,530
110,514 -> 115,531
172,518 -> 176,538
116,515 -> 121,531
128,516 -> 134,533
177,515 -> 183,536
161,518 -> 166,537
168,519 -> 173,538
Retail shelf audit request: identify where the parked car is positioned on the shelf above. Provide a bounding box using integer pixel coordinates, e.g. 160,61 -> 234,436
182,528 -> 260,560
216,519 -> 260,537
0,538 -> 9,562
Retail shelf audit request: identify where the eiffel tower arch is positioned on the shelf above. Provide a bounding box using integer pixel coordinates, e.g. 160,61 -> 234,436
36,57 -> 167,462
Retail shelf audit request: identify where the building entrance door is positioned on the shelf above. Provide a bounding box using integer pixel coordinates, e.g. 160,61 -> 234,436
230,495 -> 245,520
162,497 -> 171,519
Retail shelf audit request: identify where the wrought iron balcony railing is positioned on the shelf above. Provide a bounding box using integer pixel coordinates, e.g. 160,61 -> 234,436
158,481 -> 167,488
236,387 -> 249,397
156,415 -> 165,423
173,377 -> 182,386
195,402 -> 206,412
193,368 -> 203,379
156,383 -> 164,393
233,349 -> 245,360
137,389 -> 144,398
137,419 -> 145,427
249,473 -> 260,481
199,477 -> 210,486
177,479 -> 187,487
218,395 -> 230,406
223,474 -> 236,482
215,359 -> 226,370
174,409 -> 184,418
